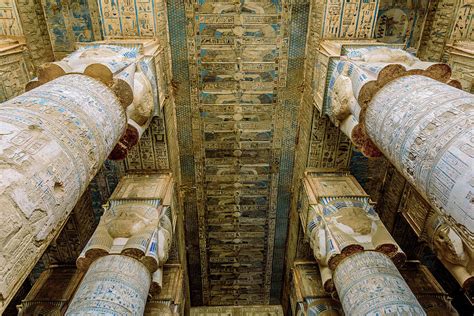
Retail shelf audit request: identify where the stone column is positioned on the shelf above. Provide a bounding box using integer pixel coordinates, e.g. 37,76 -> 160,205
364,75 -> 473,235
66,255 -> 151,315
66,174 -> 175,315
363,75 -> 473,292
0,74 -> 126,309
323,46 -> 473,292
300,173 -> 425,315
333,251 -> 425,315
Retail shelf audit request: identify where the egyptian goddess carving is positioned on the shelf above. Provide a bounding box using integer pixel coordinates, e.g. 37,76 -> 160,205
426,214 -> 473,291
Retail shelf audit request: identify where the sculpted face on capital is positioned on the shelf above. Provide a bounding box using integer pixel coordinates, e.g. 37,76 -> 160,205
434,224 -> 471,267
103,204 -> 159,238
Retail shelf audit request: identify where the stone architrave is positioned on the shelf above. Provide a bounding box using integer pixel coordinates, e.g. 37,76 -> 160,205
400,261 -> 459,315
290,261 -> 342,316
17,266 -> 84,315
66,174 -> 176,315
0,74 -> 126,312
446,41 -> 474,93
0,39 -> 33,102
145,264 -> 184,316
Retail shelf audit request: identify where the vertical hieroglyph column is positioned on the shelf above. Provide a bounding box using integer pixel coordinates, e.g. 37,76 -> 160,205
0,74 -> 126,309
364,75 -> 474,236
66,174 -> 175,315
333,251 -> 425,315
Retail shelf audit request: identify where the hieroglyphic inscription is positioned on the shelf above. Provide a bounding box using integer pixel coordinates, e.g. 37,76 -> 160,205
42,0 -> 101,57
0,74 -> 125,312
66,255 -> 151,315
450,0 -> 473,41
98,0 -> 160,37
375,0 -> 430,50
307,113 -> 351,169
190,305 -> 284,316
123,116 -> 169,171
322,0 -> 379,38
334,252 -> 425,315
365,75 -> 474,234
182,0 -> 288,305
0,0 -> 22,36
0,41 -> 32,102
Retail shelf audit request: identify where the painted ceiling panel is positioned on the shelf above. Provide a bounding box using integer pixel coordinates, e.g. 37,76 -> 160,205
194,0 -> 282,305
164,0 -> 310,305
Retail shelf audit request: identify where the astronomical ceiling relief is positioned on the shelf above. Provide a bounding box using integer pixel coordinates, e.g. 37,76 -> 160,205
167,0 -> 309,305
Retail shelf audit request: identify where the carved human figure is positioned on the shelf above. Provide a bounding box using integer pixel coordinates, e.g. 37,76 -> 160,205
77,202 -> 173,275
426,214 -> 473,291
308,198 -> 404,270
330,70 -> 358,122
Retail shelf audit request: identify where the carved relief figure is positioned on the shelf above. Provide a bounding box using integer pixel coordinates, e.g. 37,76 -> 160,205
426,214 -> 473,291
307,198 -> 403,269
78,202 -> 172,272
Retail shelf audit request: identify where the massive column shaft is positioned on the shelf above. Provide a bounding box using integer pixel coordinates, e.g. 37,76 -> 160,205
0,74 -> 126,308
334,251 -> 425,315
365,75 -> 473,234
66,255 -> 151,315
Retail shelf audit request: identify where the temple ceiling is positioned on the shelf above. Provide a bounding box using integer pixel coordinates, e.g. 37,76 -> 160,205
1,0 -> 473,311
166,0 -> 310,305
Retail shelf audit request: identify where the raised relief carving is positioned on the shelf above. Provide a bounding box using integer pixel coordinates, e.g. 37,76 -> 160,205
425,214 -> 474,292
0,74 -> 125,312
0,39 -> 33,102
320,45 -> 473,294
302,173 -> 405,277
29,42 -> 161,161
68,174 -> 176,315
290,261 -> 342,316
77,174 -> 175,292
0,0 -> 22,36
325,46 -> 458,157
333,251 -> 425,315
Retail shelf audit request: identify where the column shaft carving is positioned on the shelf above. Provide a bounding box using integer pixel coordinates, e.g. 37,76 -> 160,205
333,251 -> 425,315
0,74 -> 125,310
322,45 -> 473,292
66,255 -> 150,315
29,42 -> 160,160
67,174 -> 175,315
365,75 -> 473,234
